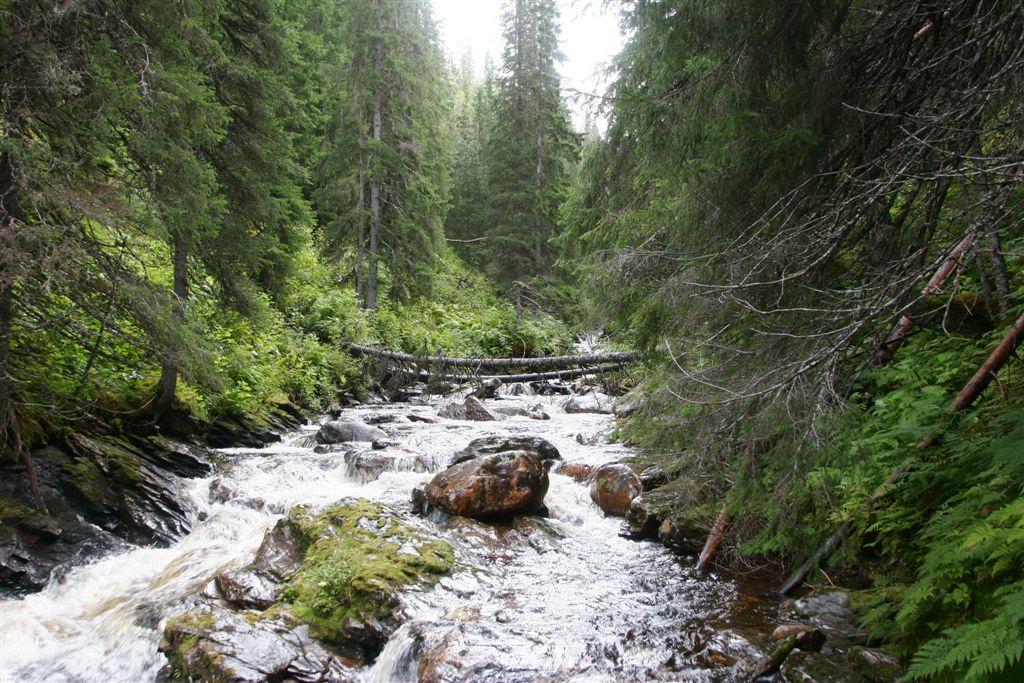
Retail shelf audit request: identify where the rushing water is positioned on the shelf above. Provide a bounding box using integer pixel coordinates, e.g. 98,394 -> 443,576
0,387 -> 777,682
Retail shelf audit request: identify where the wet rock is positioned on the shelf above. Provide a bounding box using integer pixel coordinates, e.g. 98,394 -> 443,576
773,624 -> 824,644
438,396 -> 497,421
315,420 -> 388,444
424,451 -> 549,519
280,500 -> 454,654
209,477 -> 238,504
530,380 -> 572,395
0,432 -> 210,594
214,568 -> 278,610
637,464 -> 669,491
779,650 -> 869,682
450,434 -> 561,466
613,391 -> 641,418
313,443 -> 352,455
503,382 -> 534,396
424,379 -> 457,395
657,510 -> 711,555
407,413 -> 440,424
625,488 -> 676,537
847,646 -> 903,682
343,449 -> 429,483
362,414 -> 397,426
470,377 -> 503,400
160,604 -> 361,682
589,463 -> 643,516
411,483 -> 431,515
563,392 -> 613,414
371,439 -> 390,450
790,591 -> 867,647
556,460 -> 593,483
215,518 -> 304,609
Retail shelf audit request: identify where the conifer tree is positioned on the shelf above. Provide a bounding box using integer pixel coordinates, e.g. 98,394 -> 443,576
483,0 -> 577,289
313,0 -> 451,308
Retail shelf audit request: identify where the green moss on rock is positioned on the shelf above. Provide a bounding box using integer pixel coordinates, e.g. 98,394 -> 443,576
278,499 -> 454,645
161,611 -> 229,683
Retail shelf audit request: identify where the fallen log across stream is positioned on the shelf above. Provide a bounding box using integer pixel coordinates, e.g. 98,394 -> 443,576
394,363 -> 628,384
345,343 -> 644,371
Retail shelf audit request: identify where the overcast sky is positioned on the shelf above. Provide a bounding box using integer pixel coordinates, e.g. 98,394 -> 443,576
431,0 -> 625,130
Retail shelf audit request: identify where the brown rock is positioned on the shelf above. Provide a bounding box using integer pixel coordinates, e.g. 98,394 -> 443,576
589,463 -> 643,516
438,396 -> 497,421
424,451 -> 549,520
557,460 -> 594,483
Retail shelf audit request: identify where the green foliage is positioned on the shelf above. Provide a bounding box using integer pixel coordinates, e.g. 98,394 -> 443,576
369,252 -> 572,357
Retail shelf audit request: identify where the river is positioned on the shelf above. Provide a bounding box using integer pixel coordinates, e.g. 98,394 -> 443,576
0,385 -> 777,681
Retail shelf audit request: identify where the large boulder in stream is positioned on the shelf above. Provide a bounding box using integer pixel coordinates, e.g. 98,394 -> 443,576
315,419 -> 387,444
589,463 -> 643,516
423,451 -> 550,520
166,499 -> 455,681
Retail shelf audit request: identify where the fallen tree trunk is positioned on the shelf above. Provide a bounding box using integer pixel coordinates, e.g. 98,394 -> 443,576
874,229 -> 978,364
347,343 -> 644,371
780,310 -> 1024,595
394,363 -> 627,383
695,504 -> 729,572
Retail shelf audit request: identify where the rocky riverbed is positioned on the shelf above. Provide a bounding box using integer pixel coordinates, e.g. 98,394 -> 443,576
0,382 -> 898,681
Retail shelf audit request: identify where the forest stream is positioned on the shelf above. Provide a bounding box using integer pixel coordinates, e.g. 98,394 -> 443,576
0,385 -> 779,682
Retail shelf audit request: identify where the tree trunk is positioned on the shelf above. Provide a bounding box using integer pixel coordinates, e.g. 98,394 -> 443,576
154,233 -> 188,414
874,229 -> 977,364
356,161 -> 366,302
345,343 -> 643,370
951,310 -> 1024,412
696,504 -> 730,572
397,363 -> 628,384
983,222 -> 1012,316
366,0 -> 383,311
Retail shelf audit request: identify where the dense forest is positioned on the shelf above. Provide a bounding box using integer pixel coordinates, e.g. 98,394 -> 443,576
2,1 -> 1023,681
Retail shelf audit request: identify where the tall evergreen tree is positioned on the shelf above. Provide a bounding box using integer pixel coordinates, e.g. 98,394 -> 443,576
313,0 -> 451,308
483,0 -> 577,290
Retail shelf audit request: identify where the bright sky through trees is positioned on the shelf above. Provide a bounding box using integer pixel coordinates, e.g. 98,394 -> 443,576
432,0 -> 624,130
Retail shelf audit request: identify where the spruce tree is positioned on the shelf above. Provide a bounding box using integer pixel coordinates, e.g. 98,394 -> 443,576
483,0 -> 577,290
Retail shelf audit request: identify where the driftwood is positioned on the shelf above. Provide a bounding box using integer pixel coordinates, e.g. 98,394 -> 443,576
346,343 -> 643,371
695,504 -> 729,572
779,310 -> 1024,595
398,363 -> 628,384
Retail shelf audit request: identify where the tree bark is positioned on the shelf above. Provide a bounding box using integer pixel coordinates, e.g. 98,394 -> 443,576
346,343 -> 643,370
356,160 -> 366,302
695,504 -> 730,572
874,229 -> 977,364
396,363 -> 628,383
983,222 -> 1012,316
154,232 -> 188,414
366,0 -> 383,311
951,310 -> 1024,412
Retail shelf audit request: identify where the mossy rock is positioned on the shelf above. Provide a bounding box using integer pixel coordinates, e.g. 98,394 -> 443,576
277,498 -> 454,649
161,611 -> 228,683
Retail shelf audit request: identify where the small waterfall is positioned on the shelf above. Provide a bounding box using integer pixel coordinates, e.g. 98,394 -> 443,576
364,622 -> 420,683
